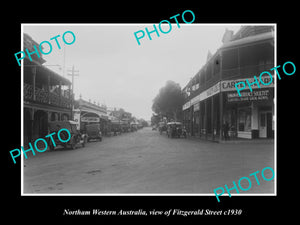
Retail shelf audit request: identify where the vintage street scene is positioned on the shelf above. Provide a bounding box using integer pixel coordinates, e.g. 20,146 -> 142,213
22,24 -> 275,194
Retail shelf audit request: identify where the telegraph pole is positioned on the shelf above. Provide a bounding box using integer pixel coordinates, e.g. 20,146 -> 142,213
67,65 -> 79,97
67,65 -> 79,120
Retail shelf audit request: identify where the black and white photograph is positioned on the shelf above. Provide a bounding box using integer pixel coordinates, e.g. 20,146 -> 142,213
21,24 -> 275,195
5,5 -> 297,222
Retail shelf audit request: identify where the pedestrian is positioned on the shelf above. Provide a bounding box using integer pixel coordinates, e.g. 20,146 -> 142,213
223,121 -> 229,141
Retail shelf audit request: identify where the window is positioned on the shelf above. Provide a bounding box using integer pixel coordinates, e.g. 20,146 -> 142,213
238,107 -> 251,132
260,113 -> 266,126
222,48 -> 239,70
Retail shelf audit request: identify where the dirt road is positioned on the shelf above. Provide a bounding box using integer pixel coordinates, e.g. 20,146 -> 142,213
23,127 -> 274,194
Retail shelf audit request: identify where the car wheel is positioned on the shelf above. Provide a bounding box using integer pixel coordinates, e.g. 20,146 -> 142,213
82,137 -> 86,147
70,137 -> 76,150
71,143 -> 76,150
48,140 -> 55,150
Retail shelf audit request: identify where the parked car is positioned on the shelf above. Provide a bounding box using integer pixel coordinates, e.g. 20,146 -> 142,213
85,124 -> 102,142
130,123 -> 138,132
48,121 -> 87,150
111,122 -> 122,135
166,122 -> 187,138
158,121 -> 167,134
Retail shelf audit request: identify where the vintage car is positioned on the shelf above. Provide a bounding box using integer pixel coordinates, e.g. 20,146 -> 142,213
111,121 -> 122,136
48,121 -> 87,150
166,122 -> 187,138
158,121 -> 167,134
85,124 -> 102,142
130,123 -> 138,132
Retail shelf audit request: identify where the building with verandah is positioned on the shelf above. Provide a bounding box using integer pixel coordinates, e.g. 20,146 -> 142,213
182,26 -> 275,140
23,33 -> 73,145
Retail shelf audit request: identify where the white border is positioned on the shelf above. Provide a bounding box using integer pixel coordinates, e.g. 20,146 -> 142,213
21,23 -> 277,197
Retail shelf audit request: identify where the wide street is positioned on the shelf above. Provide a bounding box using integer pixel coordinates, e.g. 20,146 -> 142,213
23,127 -> 275,194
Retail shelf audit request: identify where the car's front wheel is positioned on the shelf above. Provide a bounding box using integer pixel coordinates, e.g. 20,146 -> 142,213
70,137 -> 77,150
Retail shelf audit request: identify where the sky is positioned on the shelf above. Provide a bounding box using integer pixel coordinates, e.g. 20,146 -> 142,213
23,24 -> 240,120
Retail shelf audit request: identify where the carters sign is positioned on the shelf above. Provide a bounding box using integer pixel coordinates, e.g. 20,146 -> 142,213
221,75 -> 274,92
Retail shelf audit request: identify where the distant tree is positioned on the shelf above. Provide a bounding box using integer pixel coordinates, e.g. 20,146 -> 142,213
152,80 -> 184,121
140,119 -> 148,127
151,114 -> 160,126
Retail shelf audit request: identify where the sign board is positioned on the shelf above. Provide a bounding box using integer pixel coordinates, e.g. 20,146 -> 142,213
183,75 -> 274,110
221,75 -> 274,92
193,102 -> 200,111
81,116 -> 100,123
182,101 -> 191,110
73,110 -> 81,130
227,89 -> 272,103
182,82 -> 220,110
200,81 -> 220,100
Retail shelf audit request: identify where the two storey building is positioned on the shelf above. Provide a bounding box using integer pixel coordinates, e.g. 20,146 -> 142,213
182,26 -> 275,140
23,33 -> 73,145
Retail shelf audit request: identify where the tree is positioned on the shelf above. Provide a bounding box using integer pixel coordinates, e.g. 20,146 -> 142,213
151,113 -> 160,126
152,80 -> 184,121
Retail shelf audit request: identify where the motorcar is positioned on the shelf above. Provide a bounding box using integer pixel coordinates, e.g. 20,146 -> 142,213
111,121 -> 122,135
166,122 -> 187,138
48,120 -> 87,150
85,124 -> 102,142
130,123 -> 138,132
158,121 -> 167,134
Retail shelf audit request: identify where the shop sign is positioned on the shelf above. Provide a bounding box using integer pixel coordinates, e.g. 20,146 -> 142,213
182,82 -> 220,110
182,101 -> 191,110
227,89 -> 271,102
221,75 -> 274,92
190,94 -> 201,105
191,82 -> 220,105
193,102 -> 200,111
201,82 -> 220,100
73,109 -> 81,130
81,116 -> 100,123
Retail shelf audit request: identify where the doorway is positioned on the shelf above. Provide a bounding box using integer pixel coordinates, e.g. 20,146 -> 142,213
259,111 -> 273,138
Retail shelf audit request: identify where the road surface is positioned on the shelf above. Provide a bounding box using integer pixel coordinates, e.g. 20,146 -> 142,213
23,127 -> 275,194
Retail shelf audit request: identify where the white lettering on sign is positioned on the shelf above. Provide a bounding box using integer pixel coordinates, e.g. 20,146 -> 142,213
182,82 -> 220,110
221,76 -> 274,92
81,117 -> 100,123
182,101 -> 191,110
202,82 -> 220,99
227,89 -> 270,102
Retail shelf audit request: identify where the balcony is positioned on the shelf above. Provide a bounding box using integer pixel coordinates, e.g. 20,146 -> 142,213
222,63 -> 274,80
24,83 -> 72,109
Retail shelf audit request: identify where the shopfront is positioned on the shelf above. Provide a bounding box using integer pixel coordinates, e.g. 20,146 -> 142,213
224,88 -> 274,139
182,82 -> 221,140
182,26 -> 275,141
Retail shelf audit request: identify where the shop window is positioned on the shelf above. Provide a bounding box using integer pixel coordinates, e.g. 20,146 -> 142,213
238,108 -> 251,132
260,113 -> 266,126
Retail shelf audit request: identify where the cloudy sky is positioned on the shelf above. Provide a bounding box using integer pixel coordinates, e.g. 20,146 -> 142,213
23,24 -> 240,120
